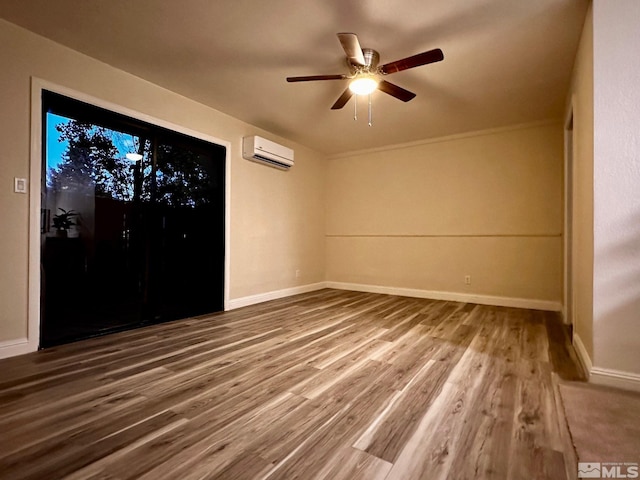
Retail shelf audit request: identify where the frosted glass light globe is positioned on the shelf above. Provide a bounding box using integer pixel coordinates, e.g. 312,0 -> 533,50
349,77 -> 378,95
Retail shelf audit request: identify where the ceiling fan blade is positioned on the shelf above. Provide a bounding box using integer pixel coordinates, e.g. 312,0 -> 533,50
377,80 -> 416,102
380,48 -> 444,75
331,88 -> 354,110
287,74 -> 347,82
337,33 -> 366,66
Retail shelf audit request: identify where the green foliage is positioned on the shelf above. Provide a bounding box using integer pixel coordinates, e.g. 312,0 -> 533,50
48,120 -> 135,201
47,119 -> 215,207
52,208 -> 77,231
155,143 -> 217,207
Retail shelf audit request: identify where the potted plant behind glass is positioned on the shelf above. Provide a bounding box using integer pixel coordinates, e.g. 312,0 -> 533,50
52,208 -> 78,237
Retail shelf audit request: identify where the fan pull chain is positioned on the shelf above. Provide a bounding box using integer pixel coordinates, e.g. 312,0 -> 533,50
368,93 -> 373,126
354,95 -> 357,121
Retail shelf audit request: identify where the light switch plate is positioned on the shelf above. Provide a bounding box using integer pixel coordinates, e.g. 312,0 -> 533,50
14,177 -> 27,193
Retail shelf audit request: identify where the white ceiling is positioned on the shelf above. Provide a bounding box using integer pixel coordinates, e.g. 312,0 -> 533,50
0,0 -> 588,155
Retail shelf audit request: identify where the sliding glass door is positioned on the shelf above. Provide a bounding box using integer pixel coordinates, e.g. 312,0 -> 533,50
41,91 -> 225,347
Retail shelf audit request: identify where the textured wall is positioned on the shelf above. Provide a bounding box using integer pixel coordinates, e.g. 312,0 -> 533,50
592,0 -> 640,376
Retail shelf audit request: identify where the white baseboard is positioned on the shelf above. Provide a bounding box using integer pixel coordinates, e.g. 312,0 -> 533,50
325,281 -> 562,311
572,333 -> 592,378
0,338 -> 37,360
589,367 -> 640,393
227,282 -> 328,310
572,334 -> 640,392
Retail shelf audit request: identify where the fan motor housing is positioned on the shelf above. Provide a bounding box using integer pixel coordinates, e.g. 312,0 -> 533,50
347,48 -> 380,73
362,48 -> 380,68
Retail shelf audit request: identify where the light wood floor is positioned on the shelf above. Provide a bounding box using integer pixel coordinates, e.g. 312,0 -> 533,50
0,289 -> 585,480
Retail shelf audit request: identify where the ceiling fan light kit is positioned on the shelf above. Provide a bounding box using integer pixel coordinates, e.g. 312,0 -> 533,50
349,76 -> 379,95
286,32 -> 444,125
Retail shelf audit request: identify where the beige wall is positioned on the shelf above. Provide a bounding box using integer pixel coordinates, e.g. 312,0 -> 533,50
592,0 -> 640,379
567,5 -> 594,361
230,151 -> 325,298
326,123 -> 564,304
0,20 -> 326,346
566,1 -> 640,389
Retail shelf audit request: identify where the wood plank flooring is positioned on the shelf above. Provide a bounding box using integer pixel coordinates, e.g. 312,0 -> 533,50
0,289 -> 585,480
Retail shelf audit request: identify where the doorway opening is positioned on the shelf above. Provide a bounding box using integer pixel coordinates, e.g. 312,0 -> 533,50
41,90 -> 226,347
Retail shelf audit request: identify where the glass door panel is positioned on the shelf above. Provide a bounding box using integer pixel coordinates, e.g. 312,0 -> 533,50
151,135 -> 225,321
41,91 -> 225,347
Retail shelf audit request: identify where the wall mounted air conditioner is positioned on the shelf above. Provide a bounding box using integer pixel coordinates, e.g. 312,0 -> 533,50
242,135 -> 294,170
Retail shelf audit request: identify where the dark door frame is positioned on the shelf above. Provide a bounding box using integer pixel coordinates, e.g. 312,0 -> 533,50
19,78 -> 230,356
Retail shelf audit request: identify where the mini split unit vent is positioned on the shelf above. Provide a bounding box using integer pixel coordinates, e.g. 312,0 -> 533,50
242,136 -> 294,170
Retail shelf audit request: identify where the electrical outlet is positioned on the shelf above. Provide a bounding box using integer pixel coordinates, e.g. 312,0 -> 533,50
464,275 -> 471,285
295,269 -> 300,278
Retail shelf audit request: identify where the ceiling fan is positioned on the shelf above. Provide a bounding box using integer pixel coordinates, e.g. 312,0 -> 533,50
286,33 -> 444,110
